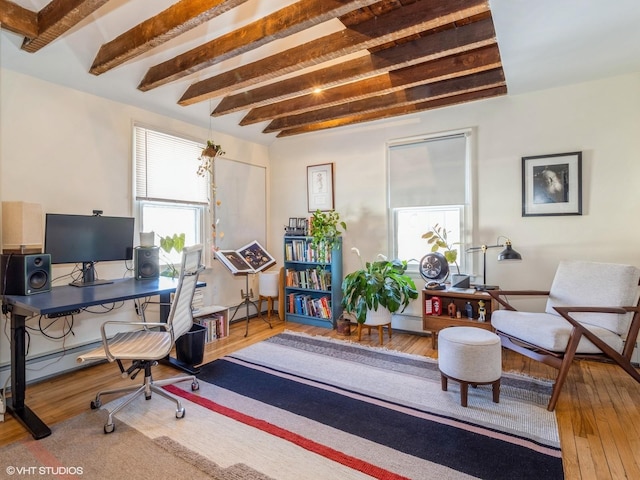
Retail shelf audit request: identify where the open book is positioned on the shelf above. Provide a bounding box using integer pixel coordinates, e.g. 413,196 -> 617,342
216,240 -> 276,274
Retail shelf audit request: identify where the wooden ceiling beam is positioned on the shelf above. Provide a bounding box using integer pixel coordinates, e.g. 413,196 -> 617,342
276,85 -> 507,137
90,0 -> 249,75
178,0 -> 490,105
213,16 -> 496,116
138,0 -> 382,92
264,68 -> 505,133
241,45 -> 501,125
0,0 -> 38,38
21,0 -> 110,53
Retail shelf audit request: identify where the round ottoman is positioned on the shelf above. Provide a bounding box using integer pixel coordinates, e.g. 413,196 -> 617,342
438,327 -> 502,407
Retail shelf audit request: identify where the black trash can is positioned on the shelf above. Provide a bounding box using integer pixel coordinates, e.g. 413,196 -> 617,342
175,323 -> 206,366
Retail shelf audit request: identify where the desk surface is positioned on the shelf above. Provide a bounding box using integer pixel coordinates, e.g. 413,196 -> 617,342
5,277 -> 184,316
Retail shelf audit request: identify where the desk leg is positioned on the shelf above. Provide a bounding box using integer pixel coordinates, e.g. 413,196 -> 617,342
7,312 -> 51,439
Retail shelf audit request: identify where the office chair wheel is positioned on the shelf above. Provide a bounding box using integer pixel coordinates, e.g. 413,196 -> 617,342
91,399 -> 101,409
104,423 -> 115,434
176,407 -> 185,419
191,380 -> 199,391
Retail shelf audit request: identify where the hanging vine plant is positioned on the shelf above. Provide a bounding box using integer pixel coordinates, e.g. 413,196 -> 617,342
197,140 -> 226,251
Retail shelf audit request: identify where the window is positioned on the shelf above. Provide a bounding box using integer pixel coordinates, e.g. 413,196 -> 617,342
134,126 -> 209,266
388,130 -> 472,273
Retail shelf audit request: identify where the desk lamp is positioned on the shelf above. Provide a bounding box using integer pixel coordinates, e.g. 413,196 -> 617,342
466,237 -> 522,290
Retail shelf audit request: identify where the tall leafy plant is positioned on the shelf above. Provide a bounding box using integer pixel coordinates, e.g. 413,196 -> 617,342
342,248 -> 418,324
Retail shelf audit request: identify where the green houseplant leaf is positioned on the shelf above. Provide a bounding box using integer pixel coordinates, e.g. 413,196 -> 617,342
422,224 -> 460,274
341,250 -> 418,324
309,210 -> 347,263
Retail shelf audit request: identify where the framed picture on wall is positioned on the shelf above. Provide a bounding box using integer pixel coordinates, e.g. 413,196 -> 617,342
307,163 -> 334,212
522,152 -> 582,217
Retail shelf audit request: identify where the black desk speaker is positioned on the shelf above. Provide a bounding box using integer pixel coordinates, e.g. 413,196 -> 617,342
1,254 -> 52,295
134,246 -> 159,280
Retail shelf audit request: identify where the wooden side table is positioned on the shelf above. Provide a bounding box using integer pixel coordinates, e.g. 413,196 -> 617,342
422,288 -> 498,349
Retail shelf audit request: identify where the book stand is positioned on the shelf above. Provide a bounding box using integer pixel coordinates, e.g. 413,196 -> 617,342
229,272 -> 272,337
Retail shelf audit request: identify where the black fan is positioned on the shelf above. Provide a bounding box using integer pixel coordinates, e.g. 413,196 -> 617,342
419,252 -> 449,289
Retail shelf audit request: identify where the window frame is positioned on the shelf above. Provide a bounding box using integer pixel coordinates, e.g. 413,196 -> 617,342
387,129 -> 474,276
132,124 -> 212,266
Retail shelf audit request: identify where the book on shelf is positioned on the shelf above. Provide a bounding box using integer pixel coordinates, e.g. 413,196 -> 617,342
285,268 -> 331,290
286,292 -> 332,319
284,238 -> 332,263
216,240 -> 276,274
194,312 -> 229,342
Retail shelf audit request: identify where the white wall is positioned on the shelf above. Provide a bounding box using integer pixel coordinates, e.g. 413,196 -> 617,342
2,66 -> 639,376
0,69 -> 269,379
269,72 -> 640,325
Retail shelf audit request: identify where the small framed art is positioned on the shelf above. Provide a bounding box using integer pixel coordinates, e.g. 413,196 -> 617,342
307,163 -> 334,212
522,152 -> 582,217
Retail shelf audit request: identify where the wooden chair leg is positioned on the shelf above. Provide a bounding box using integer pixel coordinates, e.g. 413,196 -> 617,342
387,323 -> 392,339
548,331 -> 581,411
377,325 -> 383,345
441,374 -> 448,391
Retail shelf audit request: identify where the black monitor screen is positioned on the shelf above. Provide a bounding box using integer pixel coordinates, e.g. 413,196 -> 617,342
45,214 -> 135,265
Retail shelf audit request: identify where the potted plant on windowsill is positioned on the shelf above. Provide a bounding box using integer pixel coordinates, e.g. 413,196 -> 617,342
341,248 -> 419,326
158,233 -> 185,278
422,224 -> 460,274
422,224 -> 469,288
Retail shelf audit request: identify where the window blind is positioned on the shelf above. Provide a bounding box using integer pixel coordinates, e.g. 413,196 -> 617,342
388,134 -> 467,208
134,126 -> 209,204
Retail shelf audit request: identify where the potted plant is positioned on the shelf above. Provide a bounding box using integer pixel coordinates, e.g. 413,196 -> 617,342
422,224 -> 471,287
421,224 -> 460,274
309,209 -> 346,263
158,233 -> 185,278
341,248 -> 419,325
196,139 -> 225,250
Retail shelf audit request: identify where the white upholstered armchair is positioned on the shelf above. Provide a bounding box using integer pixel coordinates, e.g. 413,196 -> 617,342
489,260 -> 640,411
78,244 -> 204,433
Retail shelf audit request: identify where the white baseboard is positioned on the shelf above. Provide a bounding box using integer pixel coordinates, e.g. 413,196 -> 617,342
0,341 -> 102,392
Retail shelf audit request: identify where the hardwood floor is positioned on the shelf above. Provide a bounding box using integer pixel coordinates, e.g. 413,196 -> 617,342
2,318 -> 639,479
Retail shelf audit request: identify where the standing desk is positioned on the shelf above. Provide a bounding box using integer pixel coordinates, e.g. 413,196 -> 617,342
3,276 -> 194,440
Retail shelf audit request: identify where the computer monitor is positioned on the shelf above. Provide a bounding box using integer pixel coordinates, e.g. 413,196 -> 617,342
44,213 -> 135,287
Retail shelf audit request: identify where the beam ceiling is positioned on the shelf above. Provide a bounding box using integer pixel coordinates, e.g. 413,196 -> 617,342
1,0 -> 506,138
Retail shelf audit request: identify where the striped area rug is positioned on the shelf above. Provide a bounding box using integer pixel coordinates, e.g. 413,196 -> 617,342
115,331 -> 563,480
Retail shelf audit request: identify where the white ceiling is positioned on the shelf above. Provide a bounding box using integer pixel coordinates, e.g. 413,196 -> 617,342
2,0 -> 640,146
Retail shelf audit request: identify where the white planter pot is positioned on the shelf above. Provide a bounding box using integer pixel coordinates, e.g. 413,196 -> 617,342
365,307 -> 392,326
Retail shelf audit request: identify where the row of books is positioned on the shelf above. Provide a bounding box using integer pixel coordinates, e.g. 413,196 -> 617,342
285,267 -> 331,291
287,293 -> 332,319
284,239 -> 332,263
194,313 -> 228,343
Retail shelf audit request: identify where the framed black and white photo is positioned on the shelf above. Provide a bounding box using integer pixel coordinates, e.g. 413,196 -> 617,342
522,152 -> 582,217
307,163 -> 334,212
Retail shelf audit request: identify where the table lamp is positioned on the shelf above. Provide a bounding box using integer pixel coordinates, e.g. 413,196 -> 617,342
466,236 -> 522,290
2,201 -> 44,254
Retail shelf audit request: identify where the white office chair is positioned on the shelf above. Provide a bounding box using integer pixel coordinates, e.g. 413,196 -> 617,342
77,244 -> 204,433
